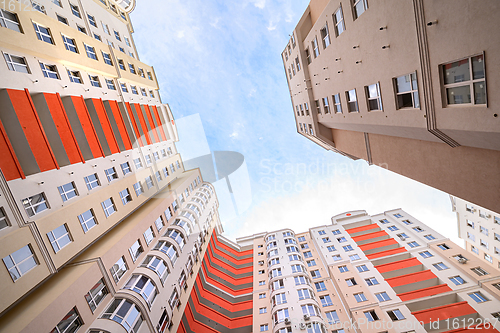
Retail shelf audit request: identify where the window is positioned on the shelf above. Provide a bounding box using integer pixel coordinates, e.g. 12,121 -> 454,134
102,52 -> 113,65
289,254 -> 300,261
492,312 -> 500,319
58,182 -> 77,202
57,14 -> 68,25
346,89 -> 359,112
0,9 -> 22,33
469,292 -> 488,303
354,292 -> 367,302
105,167 -> 118,182
101,198 -> 116,217
77,209 -> 97,233
315,281 -> 326,292
353,0 -> 368,19
295,56 -> 301,72
32,2 -> 45,13
408,241 -> 419,248
133,158 -> 143,169
52,308 -> 82,333
259,280 -> 265,286
326,311 -> 340,324
433,262 -> 448,271
3,244 -> 37,281
485,253 -> 493,263
320,294 -> 333,306
442,54 -> 486,105
312,37 -> 319,58
52,0 -> 62,6
380,219 -> 389,224
332,254 -> 342,261
271,280 -> 284,291
294,275 -> 308,285
304,251 -> 312,258
388,226 -> 399,231
424,234 -> 435,240
333,5 -> 345,36
101,299 -> 143,332
339,265 -> 348,273
343,245 -> 354,252
133,182 -> 143,196
364,310 -> 379,322
349,254 -> 361,261
77,24 -> 86,34
259,307 -> 267,314
395,72 -> 420,109
471,245 -> 479,254
413,226 -> 424,232
46,224 -> 72,253
62,35 -> 78,53
357,264 -> 368,272
366,82 -> 382,111
298,288 -> 313,300
124,274 -> 157,306
105,78 -> 116,90
83,174 -> 100,190
101,21 -> 110,34
22,193 -> 48,217
321,97 -> 331,114
4,54 -> 29,73
260,324 -> 269,332
419,251 -> 433,258
39,62 -> 59,79
437,243 -> 450,250
471,267 -> 488,276
128,63 -> 136,74
259,293 -> 266,299
155,240 -> 179,265
93,33 -> 102,41
320,23 -> 330,48
273,308 -> 289,324
0,207 -> 9,230
346,278 -> 357,286
387,309 -> 405,321
332,229 -> 341,235
365,277 -> 379,286
33,23 -> 53,44
119,189 -> 132,205
375,292 -> 391,302
480,239 -> 488,248
397,233 -> 409,240
155,171 -> 161,182
449,275 -> 466,285
141,88 -> 147,96
129,240 -> 143,262
322,237 -> 331,243
144,176 -> 153,189
89,75 -> 100,87
307,259 -> 316,267
85,279 -> 108,312
305,48 -> 311,64
310,269 -> 321,279
68,2 -> 81,17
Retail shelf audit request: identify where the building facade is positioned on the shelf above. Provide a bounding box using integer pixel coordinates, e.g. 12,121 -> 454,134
282,0 -> 500,214
452,195 -> 500,271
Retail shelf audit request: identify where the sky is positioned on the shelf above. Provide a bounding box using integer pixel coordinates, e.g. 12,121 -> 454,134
130,0 -> 463,246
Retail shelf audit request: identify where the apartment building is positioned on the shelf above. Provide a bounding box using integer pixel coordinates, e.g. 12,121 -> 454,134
452,195 -> 500,271
282,0 -> 500,214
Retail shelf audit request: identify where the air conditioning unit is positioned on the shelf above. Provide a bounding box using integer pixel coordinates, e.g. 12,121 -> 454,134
458,258 -> 468,264
303,314 -> 310,321
471,208 -> 477,213
284,317 -> 291,325
299,323 -> 307,330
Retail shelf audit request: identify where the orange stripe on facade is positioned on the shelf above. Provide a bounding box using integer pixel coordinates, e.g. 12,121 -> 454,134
359,238 -> 398,251
345,223 -> 379,234
72,96 -> 104,158
133,103 -> 152,145
201,264 -> 252,295
412,301 -> 476,324
351,230 -> 389,243
203,254 -> 253,285
143,104 -> 160,142
213,233 -> 253,258
8,89 -> 59,172
0,118 -> 24,180
385,269 -> 436,288
194,276 -> 252,311
151,105 -> 167,141
374,257 -> 421,273
180,304 -> 221,333
125,102 -> 144,147
108,100 -> 133,150
207,246 -> 253,274
397,284 -> 452,301
366,247 -> 407,259
93,98 -> 120,154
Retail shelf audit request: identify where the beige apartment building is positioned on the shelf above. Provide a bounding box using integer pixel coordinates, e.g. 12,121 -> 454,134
452,195 -> 500,271
282,0 -> 500,214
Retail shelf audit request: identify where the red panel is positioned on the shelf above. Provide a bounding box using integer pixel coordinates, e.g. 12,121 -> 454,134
345,223 -> 379,234
125,102 -> 144,147
108,100 -> 132,150
207,246 -> 253,275
151,105 -> 167,141
203,254 -> 253,285
181,302 -> 228,333
72,96 -> 104,158
92,99 -> 119,154
375,257 -> 421,273
0,118 -> 24,180
133,103 -> 152,145
210,243 -> 253,266
397,284 -> 452,301
359,238 -> 398,251
366,247 -> 407,259
177,321 -> 187,333
44,93 -> 84,164
386,270 -> 436,288
195,276 -> 252,311
8,89 -> 58,172
352,230 -> 389,243
412,302 -> 476,323
213,233 -> 253,257
143,104 -> 160,142
201,264 -> 252,295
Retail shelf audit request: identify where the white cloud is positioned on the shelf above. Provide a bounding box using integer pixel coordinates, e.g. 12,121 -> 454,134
177,30 -> 185,38
230,132 -> 239,138
252,0 -> 266,9
267,22 -> 277,31
248,88 -> 257,97
210,17 -> 220,28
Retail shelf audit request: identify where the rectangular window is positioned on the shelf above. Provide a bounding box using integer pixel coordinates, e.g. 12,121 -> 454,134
354,292 -> 367,302
84,44 -> 97,60
375,292 -> 391,302
320,294 -> 333,306
57,14 -> 68,25
3,244 -> 37,281
437,243 -> 450,250
62,35 -> 78,53
366,82 -> 382,111
424,234 -> 435,240
395,72 -> 420,109
102,52 -> 113,65
311,269 -> 321,279
312,37 -> 319,58
408,241 -> 419,248
78,209 -> 97,233
365,277 -> 379,286
442,54 -> 486,105
102,22 -> 109,34
70,2 -> 81,17
343,245 -> 354,252
388,226 -> 398,231
364,310 -> 379,322
77,24 -> 86,34
0,9 -> 22,33
114,30 -> 121,41
353,0 -> 368,19
141,88 -> 147,96
120,83 -> 128,92
32,2 -> 45,13
333,5 -> 345,36
39,62 -> 59,79
471,267 -> 488,276
413,226 -> 424,232
346,278 -> 357,286
22,193 -> 48,217
129,240 -> 143,262
339,265 -> 348,273
124,36 -> 131,46
89,75 -> 100,87
110,256 -> 127,283
105,167 -> 118,182
85,279 -> 108,312
52,308 -> 82,333
450,275 -> 466,285
357,264 -> 368,272
320,23 -> 330,48
47,224 -> 72,253
85,173 -> 100,190
58,182 -> 78,202
88,14 -> 97,27
349,254 -> 361,261
119,189 -> 132,205
133,182 -> 143,196
346,89 -> 359,112
33,23 -> 53,44
387,309 -> 405,321
322,97 -> 330,114
305,48 -> 311,64
101,198 -> 116,217
94,33 -> 102,41
295,56 -> 301,71
4,54 -> 30,73
128,63 -> 136,74
419,251 -> 433,258
106,78 -> 116,90
469,291 -> 488,303
145,176 -> 154,189
143,226 -> 154,245
433,262 -> 448,271
0,207 -> 9,230
131,86 -> 138,94
315,281 -> 326,292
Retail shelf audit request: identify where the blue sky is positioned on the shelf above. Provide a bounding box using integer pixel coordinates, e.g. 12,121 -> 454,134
131,0 -> 462,245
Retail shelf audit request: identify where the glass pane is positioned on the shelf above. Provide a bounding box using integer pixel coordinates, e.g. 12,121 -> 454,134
443,59 -> 470,84
12,245 -> 32,263
53,225 -> 67,239
446,85 -> 471,104
411,73 -> 418,90
397,93 -> 413,108
18,256 -> 37,275
58,234 -> 71,248
396,75 -> 412,93
348,89 -> 356,101
368,99 -> 379,110
472,55 -> 484,80
474,81 -> 486,104
367,84 -> 379,98
413,91 -> 420,108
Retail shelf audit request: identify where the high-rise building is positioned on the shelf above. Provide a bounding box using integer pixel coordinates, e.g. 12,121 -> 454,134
451,195 -> 500,270
282,0 -> 500,214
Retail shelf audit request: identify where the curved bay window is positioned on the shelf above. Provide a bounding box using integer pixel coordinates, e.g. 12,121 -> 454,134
166,229 -> 186,250
140,256 -> 169,282
154,240 -> 179,266
173,219 -> 192,236
302,304 -> 321,317
273,308 -> 289,325
101,299 -> 143,332
124,275 -> 158,307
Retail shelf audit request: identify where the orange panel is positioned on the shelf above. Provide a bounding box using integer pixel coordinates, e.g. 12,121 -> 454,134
386,269 -> 436,287
133,103 -> 152,145
207,246 -> 253,275
45,93 -> 84,164
412,301 -> 476,323
203,255 -> 253,285
374,257 -> 421,273
201,265 -> 252,295
397,284 -> 452,301
125,102 -> 144,147
71,96 -> 104,158
108,100 -> 132,150
92,99 -> 119,154
195,276 -> 252,311
143,104 -> 160,142
352,230 -> 388,243
0,118 -> 24,180
366,247 -> 407,259
151,105 -> 167,141
181,302 -> 228,333
8,89 -> 58,172
213,233 -> 253,257
359,238 -> 398,251
345,223 -> 379,234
